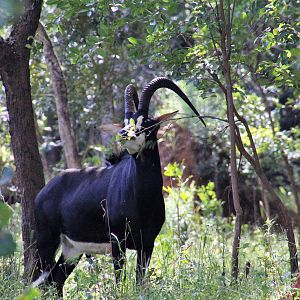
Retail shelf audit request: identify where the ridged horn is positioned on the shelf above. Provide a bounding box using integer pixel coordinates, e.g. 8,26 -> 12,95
124,84 -> 139,120
138,77 -> 206,126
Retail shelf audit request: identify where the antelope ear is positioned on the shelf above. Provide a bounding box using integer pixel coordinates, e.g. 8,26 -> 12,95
97,124 -> 123,135
155,110 -> 178,123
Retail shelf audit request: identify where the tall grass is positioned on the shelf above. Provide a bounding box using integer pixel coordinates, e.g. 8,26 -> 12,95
0,164 -> 295,299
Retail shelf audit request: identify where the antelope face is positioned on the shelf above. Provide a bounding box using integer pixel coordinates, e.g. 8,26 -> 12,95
120,113 -> 154,155
120,111 -> 177,155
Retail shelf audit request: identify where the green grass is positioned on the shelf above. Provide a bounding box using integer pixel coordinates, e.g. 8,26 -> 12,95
0,189 -> 296,299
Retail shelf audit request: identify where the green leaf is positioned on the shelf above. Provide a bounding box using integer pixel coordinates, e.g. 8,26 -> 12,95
164,163 -> 176,177
129,118 -> 135,126
46,0 -> 60,5
241,12 -> 247,20
290,48 -> 300,57
128,37 -> 139,45
163,186 -> 172,193
0,202 -> 13,228
95,48 -> 107,57
180,192 -> 188,201
18,288 -> 41,300
0,231 -> 16,256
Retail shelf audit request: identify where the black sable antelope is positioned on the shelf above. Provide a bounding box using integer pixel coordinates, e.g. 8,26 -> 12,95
33,77 -> 205,296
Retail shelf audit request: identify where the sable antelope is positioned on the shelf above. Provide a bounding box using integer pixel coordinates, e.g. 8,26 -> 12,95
33,77 -> 205,296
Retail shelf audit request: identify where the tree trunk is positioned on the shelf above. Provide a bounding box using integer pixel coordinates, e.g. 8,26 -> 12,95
0,0 -> 44,277
224,62 -> 243,282
36,23 -> 81,169
2,62 -> 45,276
218,0 -> 243,282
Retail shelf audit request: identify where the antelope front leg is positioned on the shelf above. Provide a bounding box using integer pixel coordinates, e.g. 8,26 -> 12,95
111,238 -> 126,283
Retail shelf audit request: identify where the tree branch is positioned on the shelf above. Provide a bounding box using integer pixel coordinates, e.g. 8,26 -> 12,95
233,105 -> 260,164
207,0 -> 222,31
208,29 -> 223,68
226,0 -> 232,59
206,68 -> 227,94
234,125 -> 256,167
218,0 -> 227,58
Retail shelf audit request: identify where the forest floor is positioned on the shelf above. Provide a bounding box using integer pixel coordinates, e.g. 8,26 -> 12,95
0,189 -> 297,300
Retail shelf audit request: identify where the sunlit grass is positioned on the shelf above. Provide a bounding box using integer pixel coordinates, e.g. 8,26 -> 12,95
0,184 -> 296,299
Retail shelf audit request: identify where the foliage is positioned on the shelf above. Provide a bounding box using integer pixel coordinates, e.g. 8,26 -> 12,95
0,0 -> 300,297
0,167 -> 16,257
0,202 -> 16,257
0,164 -> 296,299
17,288 -> 41,300
163,162 -> 221,221
196,181 -> 221,217
0,105 -> 13,169
2,0 -> 296,184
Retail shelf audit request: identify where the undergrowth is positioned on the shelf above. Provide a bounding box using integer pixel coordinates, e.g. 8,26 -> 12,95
0,163 -> 296,299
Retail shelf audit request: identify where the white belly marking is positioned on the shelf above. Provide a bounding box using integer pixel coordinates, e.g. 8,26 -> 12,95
61,234 -> 111,260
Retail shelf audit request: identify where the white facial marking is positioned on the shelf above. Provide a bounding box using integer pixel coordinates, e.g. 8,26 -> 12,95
61,234 -> 111,260
123,123 -> 132,132
32,271 -> 49,287
124,132 -> 146,154
136,115 -> 144,130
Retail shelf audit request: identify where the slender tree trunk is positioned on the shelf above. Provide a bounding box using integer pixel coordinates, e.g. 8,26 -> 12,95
0,0 -> 44,277
224,61 -> 243,282
4,66 -> 45,274
226,80 -> 243,281
36,23 -> 81,169
218,0 -> 243,281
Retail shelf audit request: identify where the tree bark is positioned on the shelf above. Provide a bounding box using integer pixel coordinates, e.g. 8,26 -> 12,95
224,55 -> 243,283
218,0 -> 243,282
0,0 -> 44,277
36,23 -> 81,169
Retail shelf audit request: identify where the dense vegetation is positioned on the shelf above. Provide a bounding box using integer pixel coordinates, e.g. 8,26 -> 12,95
0,165 -> 296,299
0,0 -> 299,299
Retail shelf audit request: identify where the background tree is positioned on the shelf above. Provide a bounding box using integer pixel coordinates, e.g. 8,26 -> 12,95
36,22 -> 81,169
0,0 -> 45,276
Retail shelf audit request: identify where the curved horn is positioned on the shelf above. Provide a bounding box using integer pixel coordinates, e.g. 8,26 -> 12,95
124,84 -> 139,120
138,77 -> 206,126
